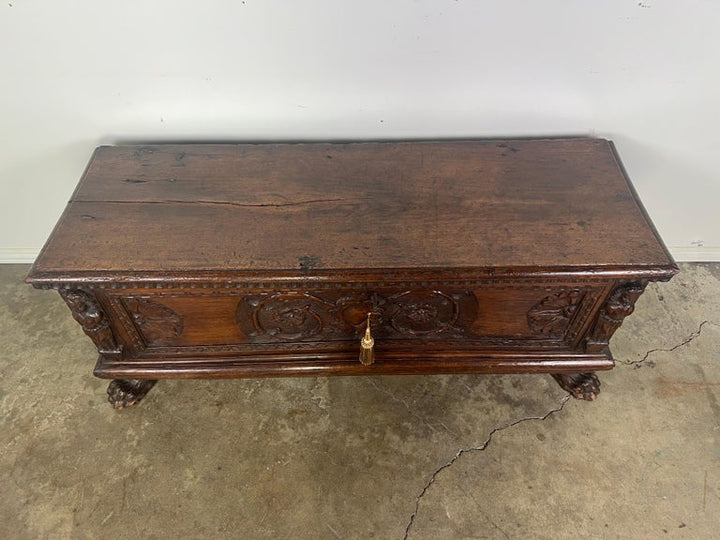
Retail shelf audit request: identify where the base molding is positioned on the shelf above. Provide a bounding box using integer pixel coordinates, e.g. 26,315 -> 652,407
93,353 -> 616,380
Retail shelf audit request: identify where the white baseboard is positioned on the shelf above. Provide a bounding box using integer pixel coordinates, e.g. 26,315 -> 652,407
0,247 -> 40,264
668,246 -> 720,263
1,246 -> 719,264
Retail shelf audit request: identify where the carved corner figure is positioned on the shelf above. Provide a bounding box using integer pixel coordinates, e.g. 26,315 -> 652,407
552,281 -> 648,400
59,289 -> 157,409
59,289 -> 121,356
584,281 -> 647,353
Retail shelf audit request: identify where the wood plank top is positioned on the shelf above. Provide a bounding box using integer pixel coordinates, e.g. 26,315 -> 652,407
28,138 -> 676,278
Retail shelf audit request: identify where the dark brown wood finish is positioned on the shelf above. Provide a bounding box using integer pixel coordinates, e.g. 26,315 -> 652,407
26,139 -> 678,407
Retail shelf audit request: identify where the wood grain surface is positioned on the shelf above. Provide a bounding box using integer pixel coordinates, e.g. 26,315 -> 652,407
30,139 -> 675,275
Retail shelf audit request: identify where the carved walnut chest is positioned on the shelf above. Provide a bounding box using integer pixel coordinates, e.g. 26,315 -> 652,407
26,139 -> 678,408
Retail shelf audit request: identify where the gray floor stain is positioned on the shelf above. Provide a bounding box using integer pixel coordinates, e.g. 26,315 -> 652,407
1,263 -> 719,539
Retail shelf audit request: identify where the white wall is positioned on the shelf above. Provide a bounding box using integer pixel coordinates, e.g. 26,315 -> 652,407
2,0 -> 719,262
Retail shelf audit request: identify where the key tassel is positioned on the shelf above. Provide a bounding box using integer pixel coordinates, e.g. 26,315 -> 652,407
359,313 -> 375,366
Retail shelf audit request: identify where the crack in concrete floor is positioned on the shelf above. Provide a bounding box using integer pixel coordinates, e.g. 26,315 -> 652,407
402,393 -> 572,540
618,320 -> 718,368
402,319 -> 720,539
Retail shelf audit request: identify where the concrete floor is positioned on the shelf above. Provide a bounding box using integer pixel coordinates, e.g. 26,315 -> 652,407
1,263 -> 718,539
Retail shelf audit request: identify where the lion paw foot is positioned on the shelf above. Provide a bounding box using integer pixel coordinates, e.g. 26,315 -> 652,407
107,379 -> 157,409
551,372 -> 600,401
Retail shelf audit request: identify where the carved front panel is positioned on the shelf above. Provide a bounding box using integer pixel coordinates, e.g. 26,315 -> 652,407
236,289 -> 479,343
102,282 -> 609,358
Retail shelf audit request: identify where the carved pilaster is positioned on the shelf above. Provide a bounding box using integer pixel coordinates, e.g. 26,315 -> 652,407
584,281 -> 647,353
58,289 -> 122,359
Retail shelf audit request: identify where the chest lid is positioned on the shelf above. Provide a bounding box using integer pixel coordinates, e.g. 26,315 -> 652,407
27,138 -> 676,281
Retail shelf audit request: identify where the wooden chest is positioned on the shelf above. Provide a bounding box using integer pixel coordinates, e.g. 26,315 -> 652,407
26,139 -> 678,408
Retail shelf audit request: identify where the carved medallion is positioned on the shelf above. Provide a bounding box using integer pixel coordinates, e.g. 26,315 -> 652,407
241,293 -> 336,340
385,291 -> 458,335
527,289 -> 584,337
124,298 -> 184,345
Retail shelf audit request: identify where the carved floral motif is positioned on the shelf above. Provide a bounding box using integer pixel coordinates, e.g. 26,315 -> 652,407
527,289 -> 584,337
385,291 -> 458,335
124,298 -> 184,345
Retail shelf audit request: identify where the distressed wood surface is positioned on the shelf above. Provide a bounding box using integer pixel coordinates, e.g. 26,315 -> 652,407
30,139 -> 675,275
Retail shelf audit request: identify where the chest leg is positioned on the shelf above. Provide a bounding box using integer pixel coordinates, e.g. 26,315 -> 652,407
107,379 -> 157,409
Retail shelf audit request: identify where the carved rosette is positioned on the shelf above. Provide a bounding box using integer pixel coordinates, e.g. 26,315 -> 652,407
123,298 -> 184,346
236,290 -> 477,342
527,289 -> 584,338
385,291 -> 458,336
585,281 -> 648,353
58,289 -> 121,357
